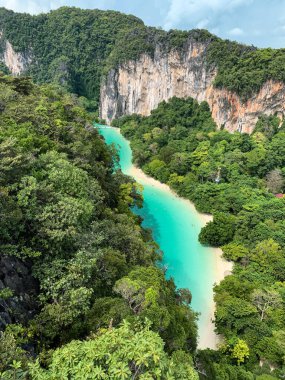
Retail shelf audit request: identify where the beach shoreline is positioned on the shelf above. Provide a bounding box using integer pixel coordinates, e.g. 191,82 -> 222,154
126,164 -> 233,349
102,126 -> 233,349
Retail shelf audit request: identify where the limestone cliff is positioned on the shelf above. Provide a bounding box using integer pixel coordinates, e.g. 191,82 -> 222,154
100,40 -> 285,133
0,39 -> 32,75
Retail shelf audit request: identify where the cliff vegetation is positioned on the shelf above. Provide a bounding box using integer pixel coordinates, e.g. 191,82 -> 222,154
0,76 -> 198,379
1,7 -> 285,107
117,97 -> 285,379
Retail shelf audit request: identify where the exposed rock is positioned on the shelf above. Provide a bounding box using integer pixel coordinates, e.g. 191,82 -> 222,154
2,40 -> 32,75
100,40 -> 285,133
0,256 -> 38,331
0,36 -> 284,134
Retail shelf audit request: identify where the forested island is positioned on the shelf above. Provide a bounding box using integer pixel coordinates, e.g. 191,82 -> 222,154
0,5 -> 285,380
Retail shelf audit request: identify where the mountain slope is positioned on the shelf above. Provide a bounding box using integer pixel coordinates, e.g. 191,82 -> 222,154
0,74 -> 199,378
100,37 -> 285,132
0,7 -> 285,132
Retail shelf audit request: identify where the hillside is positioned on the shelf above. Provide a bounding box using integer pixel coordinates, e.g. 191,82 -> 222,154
117,97 -> 285,379
0,74 -> 200,379
1,6 -> 285,379
0,7 -> 285,131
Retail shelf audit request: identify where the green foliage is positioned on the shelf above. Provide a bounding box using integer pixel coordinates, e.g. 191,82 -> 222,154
199,213 -> 236,246
0,287 -> 13,299
222,243 -> 249,262
1,7 -> 282,108
119,96 -> 285,375
0,76 -> 198,379
114,266 -> 198,351
230,339 -> 250,365
207,39 -> 285,100
0,7 -> 146,102
0,330 -> 29,377
28,320 -> 198,379
0,9 -> 217,108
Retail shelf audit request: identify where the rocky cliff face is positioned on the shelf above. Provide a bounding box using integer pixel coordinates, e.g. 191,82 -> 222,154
0,38 -> 32,75
0,256 -> 38,331
100,40 -> 285,133
1,36 -> 284,134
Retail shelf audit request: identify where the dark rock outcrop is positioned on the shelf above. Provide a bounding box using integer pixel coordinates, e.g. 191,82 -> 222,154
0,256 -> 38,330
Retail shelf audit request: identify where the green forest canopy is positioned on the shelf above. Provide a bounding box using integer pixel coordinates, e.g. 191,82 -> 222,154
117,96 -> 285,379
1,75 -> 280,379
0,75 -> 199,379
0,5 -> 285,378
0,7 -> 285,105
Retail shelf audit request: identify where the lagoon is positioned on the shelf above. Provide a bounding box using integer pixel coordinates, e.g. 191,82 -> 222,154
98,126 -> 231,348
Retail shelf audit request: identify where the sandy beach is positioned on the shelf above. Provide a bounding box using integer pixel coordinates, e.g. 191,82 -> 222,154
101,126 -> 233,349
126,164 -> 233,349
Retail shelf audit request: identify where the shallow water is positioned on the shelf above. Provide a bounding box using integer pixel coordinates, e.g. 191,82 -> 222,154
98,125 -> 220,348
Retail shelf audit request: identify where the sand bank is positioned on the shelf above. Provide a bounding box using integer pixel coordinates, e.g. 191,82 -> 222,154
126,164 -> 233,349
101,126 -> 233,349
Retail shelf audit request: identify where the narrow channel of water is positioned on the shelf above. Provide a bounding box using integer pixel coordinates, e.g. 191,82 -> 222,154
98,125 -> 229,348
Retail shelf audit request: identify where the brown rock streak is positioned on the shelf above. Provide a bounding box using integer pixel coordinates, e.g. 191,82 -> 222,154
100,41 -> 285,133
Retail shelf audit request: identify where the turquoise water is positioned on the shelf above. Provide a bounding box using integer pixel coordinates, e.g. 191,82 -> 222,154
98,126 -> 218,346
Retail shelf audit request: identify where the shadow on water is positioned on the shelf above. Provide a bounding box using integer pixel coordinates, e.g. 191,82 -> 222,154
98,125 -> 220,347
132,202 -> 161,242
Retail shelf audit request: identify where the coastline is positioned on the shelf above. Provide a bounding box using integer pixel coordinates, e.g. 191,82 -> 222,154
101,126 -> 233,349
126,165 -> 233,349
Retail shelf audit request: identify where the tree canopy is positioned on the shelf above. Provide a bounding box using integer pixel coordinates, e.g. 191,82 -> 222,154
0,76 -> 198,379
118,97 -> 285,379
0,7 -> 285,108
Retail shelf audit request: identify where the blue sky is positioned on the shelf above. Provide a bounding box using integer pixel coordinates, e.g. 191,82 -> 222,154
1,0 -> 285,48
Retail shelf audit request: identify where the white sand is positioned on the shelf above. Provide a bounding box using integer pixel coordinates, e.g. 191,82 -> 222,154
126,164 -> 233,349
102,127 -> 233,349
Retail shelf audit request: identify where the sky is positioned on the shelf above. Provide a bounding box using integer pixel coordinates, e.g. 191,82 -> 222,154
1,0 -> 285,48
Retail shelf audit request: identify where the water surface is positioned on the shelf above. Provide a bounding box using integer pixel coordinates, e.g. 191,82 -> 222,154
98,126 -> 222,348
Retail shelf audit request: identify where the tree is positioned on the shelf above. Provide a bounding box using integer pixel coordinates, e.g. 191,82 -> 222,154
176,288 -> 192,305
222,242 -> 249,261
117,182 -> 143,214
0,331 -> 28,374
0,137 -> 32,185
230,339 -> 250,365
86,297 -> 131,331
214,297 -> 257,335
254,115 -> 280,139
113,266 -> 198,351
256,336 -> 285,365
144,159 -> 170,182
113,266 -> 172,329
250,239 -> 283,267
190,141 -> 210,167
199,213 -> 236,246
265,168 -> 284,194
214,275 -> 254,301
170,152 -> 191,175
251,288 -> 282,321
28,321 -> 198,379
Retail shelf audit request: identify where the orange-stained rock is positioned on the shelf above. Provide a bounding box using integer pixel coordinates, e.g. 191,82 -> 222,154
100,41 -> 285,133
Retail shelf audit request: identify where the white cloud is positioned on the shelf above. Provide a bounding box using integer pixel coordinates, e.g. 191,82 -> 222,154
196,18 -> 209,29
210,27 -> 220,35
0,0 -> 60,13
228,27 -> 244,36
163,0 -> 253,30
0,0 -> 119,14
